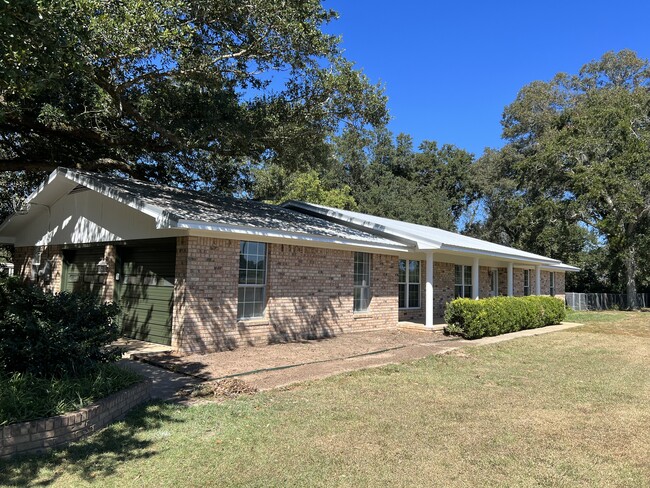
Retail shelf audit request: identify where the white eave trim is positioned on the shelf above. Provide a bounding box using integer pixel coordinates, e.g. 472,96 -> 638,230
437,244 -> 562,266
175,219 -> 412,252
542,264 -> 581,272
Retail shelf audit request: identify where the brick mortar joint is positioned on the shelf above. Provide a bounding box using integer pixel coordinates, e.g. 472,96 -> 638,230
0,379 -> 152,459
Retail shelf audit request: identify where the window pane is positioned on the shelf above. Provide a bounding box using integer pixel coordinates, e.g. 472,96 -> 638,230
455,265 -> 462,286
465,266 -> 472,285
353,253 -> 371,311
399,284 -> 406,308
465,285 -> 472,298
238,241 -> 267,319
354,252 -> 370,286
409,284 -> 420,308
409,260 -> 420,284
455,285 -> 463,298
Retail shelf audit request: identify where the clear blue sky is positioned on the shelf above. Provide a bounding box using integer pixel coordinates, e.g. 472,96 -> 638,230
325,0 -> 650,157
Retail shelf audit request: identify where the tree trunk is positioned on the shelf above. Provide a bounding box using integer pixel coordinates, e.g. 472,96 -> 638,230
624,246 -> 638,309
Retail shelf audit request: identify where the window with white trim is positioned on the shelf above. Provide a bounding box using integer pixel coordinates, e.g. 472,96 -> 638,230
399,259 -> 420,309
238,241 -> 267,319
523,269 -> 531,296
353,252 -> 371,312
454,265 -> 472,298
489,269 -> 499,296
549,272 -> 555,297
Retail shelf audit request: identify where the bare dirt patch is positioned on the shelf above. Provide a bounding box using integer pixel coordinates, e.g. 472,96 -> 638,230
142,329 -> 459,382
178,378 -> 258,400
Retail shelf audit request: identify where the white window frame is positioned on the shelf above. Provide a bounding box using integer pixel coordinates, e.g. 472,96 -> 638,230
523,269 -> 531,296
550,272 -> 555,297
399,259 -> 421,309
353,252 -> 372,312
237,241 -> 268,320
454,265 -> 473,298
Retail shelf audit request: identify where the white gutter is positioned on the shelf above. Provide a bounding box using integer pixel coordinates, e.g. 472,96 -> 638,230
437,244 -> 562,266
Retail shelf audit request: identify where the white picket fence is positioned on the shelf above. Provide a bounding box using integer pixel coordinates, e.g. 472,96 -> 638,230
565,292 -> 650,311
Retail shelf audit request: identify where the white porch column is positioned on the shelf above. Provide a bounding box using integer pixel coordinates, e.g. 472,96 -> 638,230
425,251 -> 434,327
507,262 -> 514,297
472,257 -> 480,300
535,265 -> 542,296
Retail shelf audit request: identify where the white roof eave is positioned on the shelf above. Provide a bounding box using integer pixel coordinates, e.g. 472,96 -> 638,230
437,244 -> 562,265
176,219 -> 413,252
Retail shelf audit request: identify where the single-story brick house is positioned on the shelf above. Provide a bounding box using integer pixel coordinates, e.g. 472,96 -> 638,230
0,168 -> 578,354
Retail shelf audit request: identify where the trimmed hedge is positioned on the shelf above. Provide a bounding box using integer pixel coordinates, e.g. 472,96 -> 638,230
444,296 -> 566,339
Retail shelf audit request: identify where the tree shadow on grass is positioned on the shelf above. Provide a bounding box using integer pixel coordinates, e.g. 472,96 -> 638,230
0,400 -> 182,486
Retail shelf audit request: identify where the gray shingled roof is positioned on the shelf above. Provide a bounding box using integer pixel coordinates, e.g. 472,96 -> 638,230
64,169 -> 407,248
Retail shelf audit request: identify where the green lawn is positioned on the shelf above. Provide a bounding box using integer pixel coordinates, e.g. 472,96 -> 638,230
2,312 -> 649,487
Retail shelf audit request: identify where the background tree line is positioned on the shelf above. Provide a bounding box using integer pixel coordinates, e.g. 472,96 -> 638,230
1,2 -> 648,299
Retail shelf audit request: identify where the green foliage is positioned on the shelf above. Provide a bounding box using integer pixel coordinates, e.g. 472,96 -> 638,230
472,50 -> 650,300
0,277 -> 121,378
444,296 -> 567,339
0,364 -> 140,425
253,167 -> 357,209
317,127 -> 478,229
0,0 -> 387,191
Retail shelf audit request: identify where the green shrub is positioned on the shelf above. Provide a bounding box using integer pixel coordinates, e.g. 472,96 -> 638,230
0,363 -> 141,425
444,296 -> 567,339
0,277 -> 121,378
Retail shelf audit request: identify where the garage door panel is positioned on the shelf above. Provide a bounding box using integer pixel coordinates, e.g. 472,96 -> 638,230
117,244 -> 175,346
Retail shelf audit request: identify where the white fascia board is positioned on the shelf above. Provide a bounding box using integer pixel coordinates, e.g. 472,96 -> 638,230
176,219 -> 412,252
437,243 -> 562,265
541,264 -> 581,272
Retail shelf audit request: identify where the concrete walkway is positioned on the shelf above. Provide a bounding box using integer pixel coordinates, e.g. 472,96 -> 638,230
241,322 -> 583,390
128,321 -> 583,395
118,359 -> 201,401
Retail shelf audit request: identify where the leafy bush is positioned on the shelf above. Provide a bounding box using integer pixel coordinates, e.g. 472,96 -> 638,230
444,296 -> 566,339
0,364 -> 140,425
0,277 -> 121,378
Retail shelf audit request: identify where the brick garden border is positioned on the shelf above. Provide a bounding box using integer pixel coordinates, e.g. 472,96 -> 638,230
0,380 -> 152,460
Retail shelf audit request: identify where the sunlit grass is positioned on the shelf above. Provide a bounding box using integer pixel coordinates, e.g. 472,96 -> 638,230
2,316 -> 649,487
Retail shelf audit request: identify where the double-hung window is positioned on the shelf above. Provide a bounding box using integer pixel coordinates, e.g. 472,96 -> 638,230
353,252 -> 371,312
399,259 -> 420,309
523,269 -> 531,296
454,265 -> 472,298
238,241 -> 267,319
549,272 -> 555,297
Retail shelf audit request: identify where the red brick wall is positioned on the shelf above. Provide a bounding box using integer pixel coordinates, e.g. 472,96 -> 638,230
172,237 -> 399,354
172,236 -> 240,353
13,245 -> 64,294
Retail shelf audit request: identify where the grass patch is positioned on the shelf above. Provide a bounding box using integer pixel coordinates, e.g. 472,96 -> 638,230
0,364 -> 141,426
1,318 -> 649,487
565,309 -> 631,324
569,310 -> 650,339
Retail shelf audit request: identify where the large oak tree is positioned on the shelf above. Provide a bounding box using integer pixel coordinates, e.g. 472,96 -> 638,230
473,50 -> 650,305
0,0 -> 387,193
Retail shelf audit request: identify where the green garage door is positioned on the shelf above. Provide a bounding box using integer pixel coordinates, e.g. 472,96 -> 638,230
117,244 -> 175,345
62,247 -> 106,298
